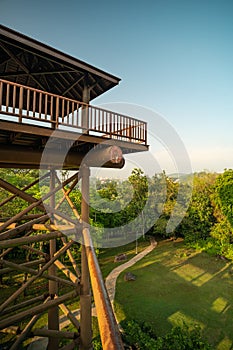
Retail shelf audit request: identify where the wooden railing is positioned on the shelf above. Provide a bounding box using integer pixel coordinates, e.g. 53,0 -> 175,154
0,79 -> 147,145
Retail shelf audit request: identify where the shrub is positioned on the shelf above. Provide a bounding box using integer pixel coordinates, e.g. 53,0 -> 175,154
121,320 -> 213,350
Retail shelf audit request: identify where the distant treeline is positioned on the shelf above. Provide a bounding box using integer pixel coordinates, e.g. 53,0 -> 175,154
0,168 -> 232,259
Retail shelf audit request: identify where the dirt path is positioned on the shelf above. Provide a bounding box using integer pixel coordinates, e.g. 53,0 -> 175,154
105,239 -> 157,308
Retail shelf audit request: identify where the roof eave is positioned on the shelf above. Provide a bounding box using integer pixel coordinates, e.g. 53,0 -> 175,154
0,24 -> 121,85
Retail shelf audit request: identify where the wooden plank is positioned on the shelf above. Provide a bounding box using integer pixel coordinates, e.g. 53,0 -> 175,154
6,83 -> 9,112
19,86 -> 23,122
0,119 -> 148,151
33,90 -> 36,117
32,224 -> 75,231
26,89 -> 30,117
1,259 -> 75,287
58,302 -> 80,330
12,85 -> 16,113
0,291 -> 78,329
0,80 -> 3,109
0,171 -> 49,208
39,92 -> 42,118
9,297 -> 50,350
32,329 -> 79,339
50,95 -> 53,122
0,231 -> 64,248
56,96 -> 59,127
0,172 -> 79,233
59,339 -> 80,350
0,259 -> 45,275
0,240 -> 74,313
0,326 -> 20,335
54,260 -> 79,284
62,98 -> 65,121
0,214 -> 49,241
45,93 -> 48,119
0,178 -> 45,211
1,295 -> 47,316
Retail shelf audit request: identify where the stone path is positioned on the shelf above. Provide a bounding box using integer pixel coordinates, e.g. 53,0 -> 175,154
105,239 -> 157,310
28,239 -> 157,349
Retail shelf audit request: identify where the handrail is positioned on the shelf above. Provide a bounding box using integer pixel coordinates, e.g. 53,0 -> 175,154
82,227 -> 124,350
0,79 -> 147,145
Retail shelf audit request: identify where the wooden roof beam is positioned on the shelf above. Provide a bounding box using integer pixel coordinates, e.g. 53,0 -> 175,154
0,25 -> 121,84
61,74 -> 85,96
0,41 -> 47,91
0,69 -> 76,78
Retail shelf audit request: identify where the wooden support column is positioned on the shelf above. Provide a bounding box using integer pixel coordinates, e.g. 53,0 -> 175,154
82,78 -> 90,132
48,169 -> 59,350
80,164 -> 92,350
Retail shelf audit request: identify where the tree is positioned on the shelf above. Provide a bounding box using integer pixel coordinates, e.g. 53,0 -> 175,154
128,168 -> 149,237
208,169 -> 233,259
214,169 -> 233,227
178,172 -> 217,243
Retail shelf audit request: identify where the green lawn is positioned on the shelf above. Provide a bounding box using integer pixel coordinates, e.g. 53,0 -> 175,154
98,237 -> 150,279
114,239 -> 233,350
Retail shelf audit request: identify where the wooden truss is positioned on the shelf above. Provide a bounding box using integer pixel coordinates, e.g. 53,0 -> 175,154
0,169 -> 123,350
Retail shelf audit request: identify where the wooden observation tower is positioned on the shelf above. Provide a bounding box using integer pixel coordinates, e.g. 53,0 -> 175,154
0,25 -> 148,350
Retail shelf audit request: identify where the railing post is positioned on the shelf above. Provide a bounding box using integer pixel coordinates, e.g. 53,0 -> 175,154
19,86 -> 23,123
80,164 -> 92,350
0,81 -> 2,112
55,96 -> 59,128
145,122 -> 147,145
82,82 -> 90,133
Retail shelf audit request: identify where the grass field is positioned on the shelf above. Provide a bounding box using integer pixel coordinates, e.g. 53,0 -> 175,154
98,237 -> 150,279
2,237 -> 232,349
114,238 -> 233,350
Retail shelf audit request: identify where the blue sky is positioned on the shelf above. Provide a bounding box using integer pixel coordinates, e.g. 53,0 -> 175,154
1,0 -> 233,174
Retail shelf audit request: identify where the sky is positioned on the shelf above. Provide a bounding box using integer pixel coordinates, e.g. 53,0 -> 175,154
1,0 -> 233,175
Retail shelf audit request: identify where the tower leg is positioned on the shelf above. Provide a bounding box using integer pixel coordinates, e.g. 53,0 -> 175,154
47,169 -> 59,350
80,165 -> 92,350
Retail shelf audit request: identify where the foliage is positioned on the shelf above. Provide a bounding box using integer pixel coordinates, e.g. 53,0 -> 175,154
121,320 -> 212,350
47,168 -> 233,259
214,169 -> 233,227
93,320 -> 212,350
1,167 -> 233,260
93,337 -> 103,350
121,319 -> 157,349
0,168 -> 40,218
177,172 -> 217,242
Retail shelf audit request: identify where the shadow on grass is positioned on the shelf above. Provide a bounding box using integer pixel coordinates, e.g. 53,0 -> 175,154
114,240 -> 233,349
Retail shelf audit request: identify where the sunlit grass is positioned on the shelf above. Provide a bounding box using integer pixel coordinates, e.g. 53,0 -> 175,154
211,297 -> 228,314
173,263 -> 213,286
168,310 -> 205,329
115,239 -> 233,349
216,336 -> 233,350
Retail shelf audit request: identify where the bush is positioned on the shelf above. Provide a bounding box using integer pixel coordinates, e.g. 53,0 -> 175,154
93,336 -> 102,350
121,320 -> 213,350
121,319 -> 157,349
156,324 -> 213,350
